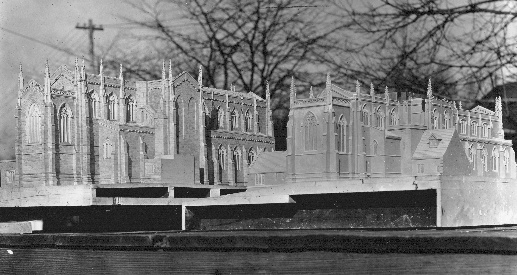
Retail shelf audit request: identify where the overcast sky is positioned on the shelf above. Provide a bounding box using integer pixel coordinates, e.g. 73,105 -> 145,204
0,0 -> 156,159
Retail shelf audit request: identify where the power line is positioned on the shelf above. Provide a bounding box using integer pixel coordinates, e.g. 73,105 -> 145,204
0,26 -> 80,59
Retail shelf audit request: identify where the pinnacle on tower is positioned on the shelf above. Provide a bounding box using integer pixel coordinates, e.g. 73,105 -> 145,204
162,60 -> 166,80
355,80 -> 361,94
384,86 -> 389,102
44,60 -> 51,103
198,64 -> 203,89
81,59 -> 86,79
426,78 -> 433,99
45,59 -> 50,78
99,58 -> 103,75
290,76 -> 296,105
168,59 -> 172,80
325,73 -> 331,91
458,101 -> 463,110
119,63 -> 123,80
309,86 -> 314,98
370,83 -> 374,96
266,80 -> 271,99
18,64 -> 23,90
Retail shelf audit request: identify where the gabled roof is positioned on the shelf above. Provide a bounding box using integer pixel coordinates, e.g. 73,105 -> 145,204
412,128 -> 455,160
248,151 -> 286,174
317,84 -> 354,99
470,105 -> 495,115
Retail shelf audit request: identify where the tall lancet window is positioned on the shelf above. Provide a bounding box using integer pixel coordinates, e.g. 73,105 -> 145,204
230,110 -> 238,131
245,110 -> 252,132
504,149 -> 510,172
304,112 -> 317,151
27,104 -> 42,144
90,92 -> 100,119
443,111 -> 450,129
59,105 -> 73,143
217,108 -> 225,130
336,115 -> 346,153
247,147 -> 256,164
107,94 -> 117,120
126,96 -> 136,123
431,109 -> 439,129
390,108 -> 399,126
218,145 -> 227,170
492,147 -> 499,171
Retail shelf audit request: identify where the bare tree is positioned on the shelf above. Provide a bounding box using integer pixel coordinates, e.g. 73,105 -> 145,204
333,0 -> 517,102
108,0 -> 345,111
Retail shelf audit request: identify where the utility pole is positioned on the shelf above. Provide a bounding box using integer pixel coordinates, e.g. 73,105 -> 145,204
76,19 -> 104,73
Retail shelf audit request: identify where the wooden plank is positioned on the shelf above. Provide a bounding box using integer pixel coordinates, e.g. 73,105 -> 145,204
1,249 -> 516,274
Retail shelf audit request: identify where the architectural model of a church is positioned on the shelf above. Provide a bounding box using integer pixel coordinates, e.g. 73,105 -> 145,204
282,75 -> 516,181
0,60 -> 274,187
1,59 -> 517,230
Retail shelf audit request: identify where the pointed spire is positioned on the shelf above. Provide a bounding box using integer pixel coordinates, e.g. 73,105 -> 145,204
162,60 -> 166,80
458,101 -> 463,110
384,86 -> 390,103
74,57 -> 79,84
290,76 -> 296,106
45,59 -> 50,78
355,80 -> 361,94
426,78 -> 433,99
168,59 -> 172,80
325,73 -> 331,91
80,58 -> 85,80
99,58 -> 103,76
197,64 -> 203,89
119,64 -> 124,98
495,96 -> 502,117
266,80 -> 271,100
44,60 -> 51,104
325,73 -> 333,108
370,83 -> 374,96
309,86 -> 314,98
18,64 -> 24,90
266,80 -> 273,137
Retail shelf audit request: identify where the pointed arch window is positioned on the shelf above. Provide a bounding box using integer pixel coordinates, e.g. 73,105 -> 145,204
304,112 -> 318,151
372,140 -> 378,155
244,110 -> 252,132
482,123 -> 489,138
256,113 -> 261,133
247,147 -> 256,164
460,119 -> 467,134
59,105 -> 73,143
443,111 -> 450,129
90,92 -> 100,119
107,94 -> 117,120
431,109 -> 439,129
389,108 -> 398,126
218,145 -> 227,170
336,115 -> 346,153
230,110 -> 238,131
361,105 -> 369,126
375,107 -> 384,129
27,104 -> 42,144
492,147 -> 499,171
217,108 -> 225,130
471,121 -> 478,136
233,148 -> 241,171
126,96 -> 136,123
481,147 -> 488,172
